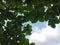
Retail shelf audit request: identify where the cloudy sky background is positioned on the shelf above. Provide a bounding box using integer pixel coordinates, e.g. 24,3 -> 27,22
24,21 -> 60,45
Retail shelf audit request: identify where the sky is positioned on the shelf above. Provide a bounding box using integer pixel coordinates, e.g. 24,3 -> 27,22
24,21 -> 60,45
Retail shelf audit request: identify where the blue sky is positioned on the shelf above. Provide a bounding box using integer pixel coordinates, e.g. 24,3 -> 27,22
24,21 -> 60,45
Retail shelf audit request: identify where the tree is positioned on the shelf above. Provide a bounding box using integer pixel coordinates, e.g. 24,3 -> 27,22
0,0 -> 60,45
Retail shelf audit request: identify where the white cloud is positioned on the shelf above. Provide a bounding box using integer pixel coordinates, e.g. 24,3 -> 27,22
58,43 -> 60,45
29,23 -> 60,45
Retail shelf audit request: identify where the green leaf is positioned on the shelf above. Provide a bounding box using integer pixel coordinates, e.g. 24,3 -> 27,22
23,24 -> 32,35
48,19 -> 56,28
30,42 -> 35,45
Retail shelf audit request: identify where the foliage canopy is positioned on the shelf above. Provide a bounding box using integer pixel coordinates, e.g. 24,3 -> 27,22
0,0 -> 60,45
